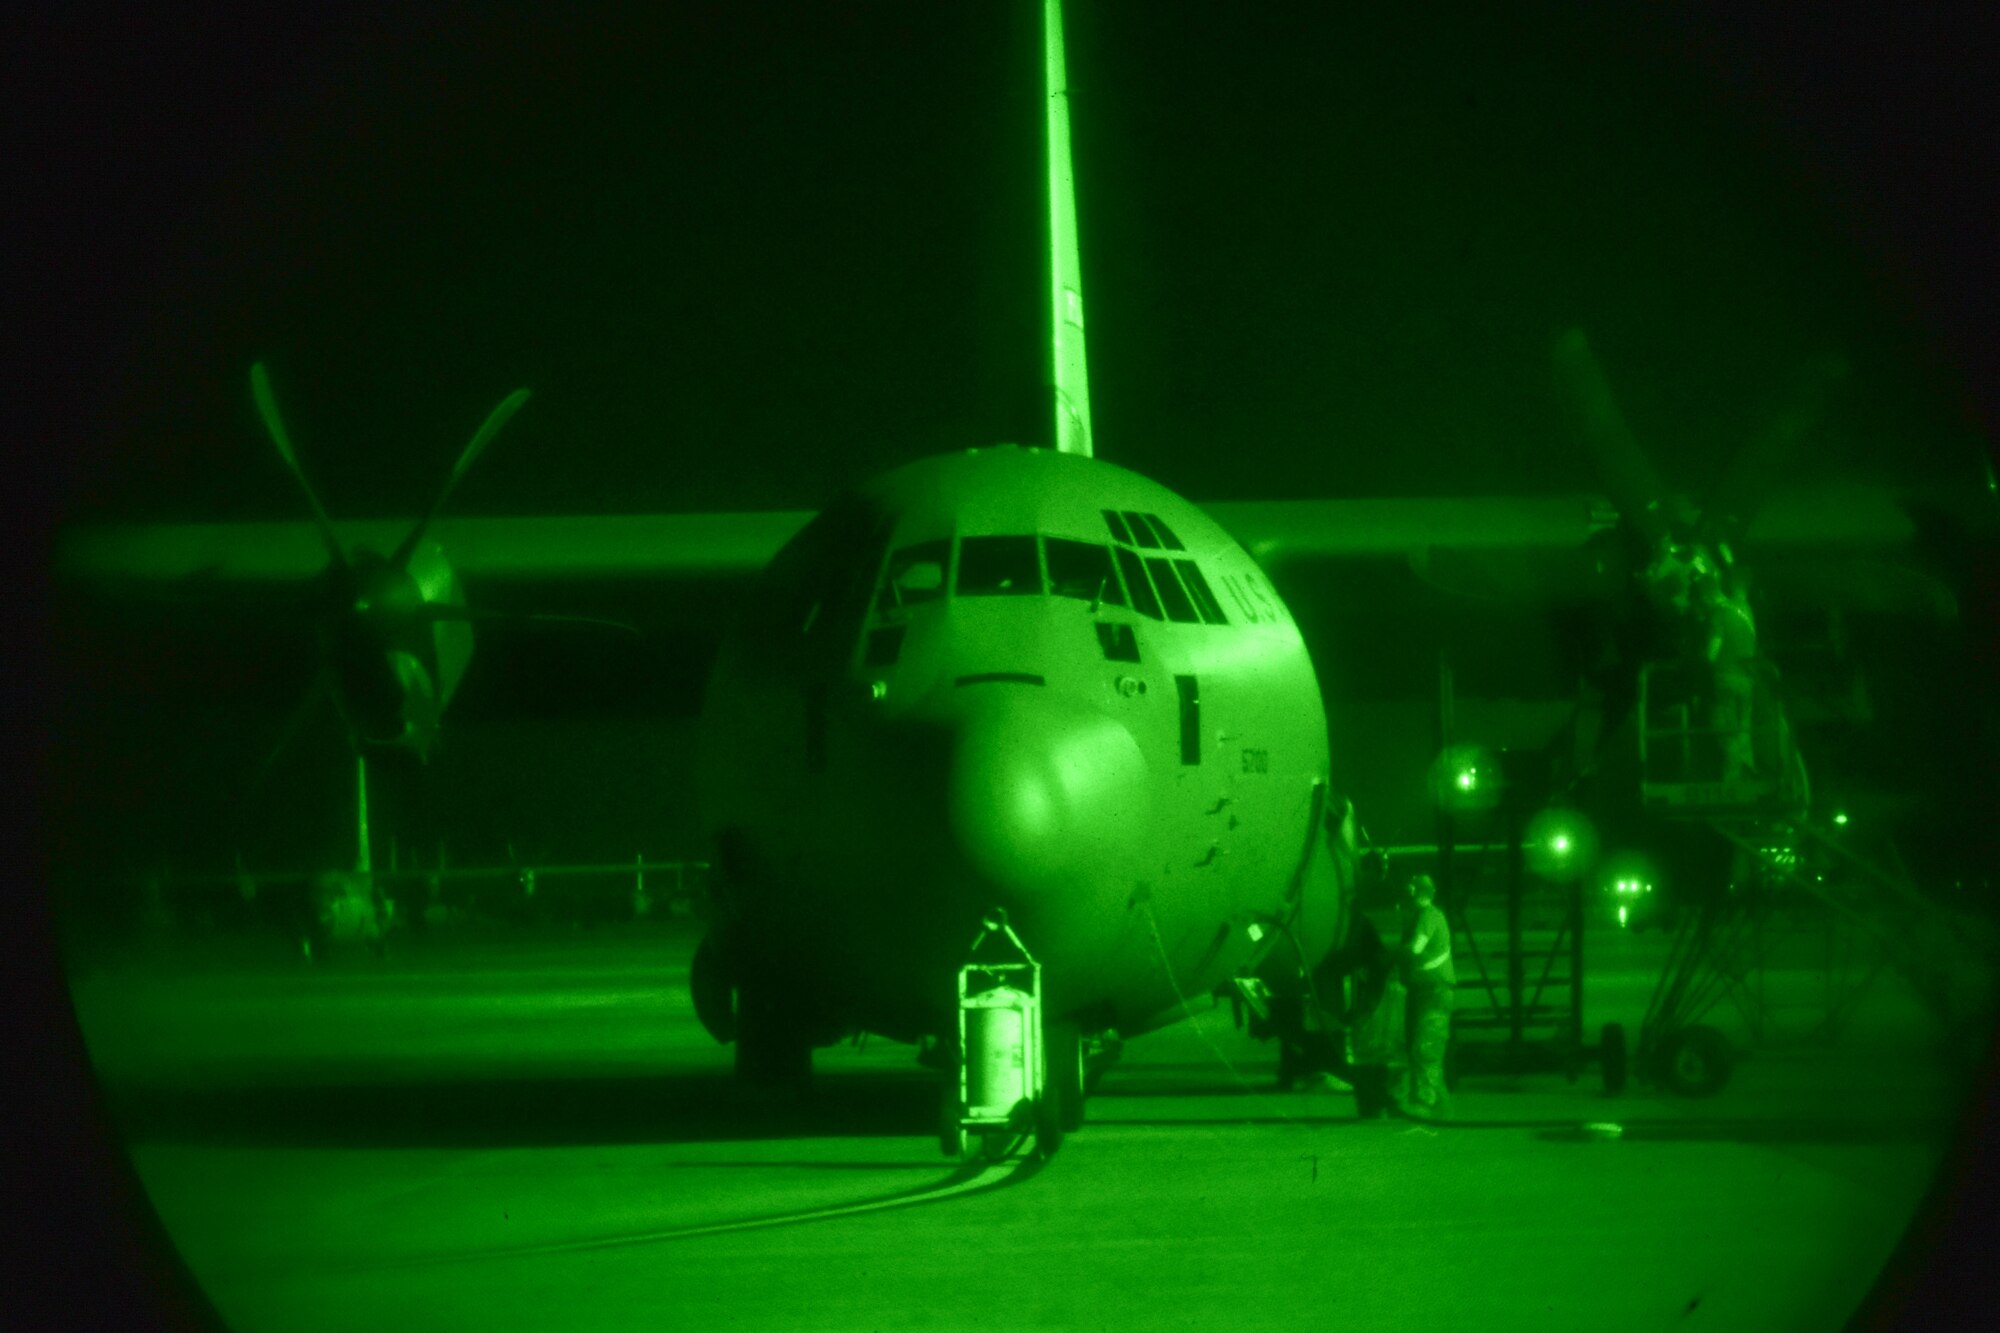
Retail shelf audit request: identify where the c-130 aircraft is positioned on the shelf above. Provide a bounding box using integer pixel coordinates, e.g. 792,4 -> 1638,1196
54,1 -> 1355,1151
626,0 -> 1964,1138
56,0 -> 1969,1153
692,0 -> 1352,1141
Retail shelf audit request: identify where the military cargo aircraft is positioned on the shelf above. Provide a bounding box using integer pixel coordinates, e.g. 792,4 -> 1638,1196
52,0 -> 1986,1150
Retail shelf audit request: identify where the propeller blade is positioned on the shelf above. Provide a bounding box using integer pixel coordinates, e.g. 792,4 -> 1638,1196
1552,329 -> 1673,551
1758,555 -> 1958,618
249,362 -> 348,570
392,387 -> 532,569
1699,351 -> 1850,552
416,605 -> 643,637
238,668 -> 333,815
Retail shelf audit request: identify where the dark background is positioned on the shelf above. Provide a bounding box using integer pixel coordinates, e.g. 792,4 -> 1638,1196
10,7 -> 1999,1328
18,1 -> 1995,525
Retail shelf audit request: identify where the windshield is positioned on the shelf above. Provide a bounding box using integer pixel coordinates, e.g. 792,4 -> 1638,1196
878,540 -> 950,611
1045,537 -> 1123,604
957,536 -> 1041,596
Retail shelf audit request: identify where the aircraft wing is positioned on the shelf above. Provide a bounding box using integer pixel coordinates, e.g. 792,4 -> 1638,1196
54,484 -> 1933,591
1217,486 -> 1954,619
1213,485 -> 1925,564
54,512 -> 818,584
1207,495 -> 1611,565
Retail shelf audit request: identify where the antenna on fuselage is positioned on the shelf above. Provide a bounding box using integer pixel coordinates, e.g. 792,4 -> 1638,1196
1045,0 -> 1093,458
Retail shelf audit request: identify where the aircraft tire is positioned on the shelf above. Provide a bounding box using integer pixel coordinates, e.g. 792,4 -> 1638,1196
1082,1033 -> 1123,1095
1033,1096 -> 1064,1159
732,977 -> 812,1093
939,1079 -> 970,1159
690,929 -> 737,1044
1047,1022 -> 1085,1134
1654,1024 -> 1733,1098
941,1116 -> 970,1161
1600,1022 -> 1629,1095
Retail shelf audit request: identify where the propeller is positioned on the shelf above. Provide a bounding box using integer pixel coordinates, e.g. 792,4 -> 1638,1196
251,362 -> 532,581
1552,330 -> 1852,568
1545,331 -> 1956,745
244,362 -> 534,768
1410,333 -> 1951,622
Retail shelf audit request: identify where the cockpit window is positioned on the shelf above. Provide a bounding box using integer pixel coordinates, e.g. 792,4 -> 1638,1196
1101,509 -> 1135,545
1147,513 -> 1187,551
878,540 -> 950,611
1114,546 -> 1162,619
957,535 -> 1041,596
1044,537 -> 1124,605
1177,559 -> 1228,624
1146,556 -> 1202,624
1122,510 -> 1163,549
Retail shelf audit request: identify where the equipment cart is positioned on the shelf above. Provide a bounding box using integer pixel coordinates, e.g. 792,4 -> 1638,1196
942,910 -> 1073,1162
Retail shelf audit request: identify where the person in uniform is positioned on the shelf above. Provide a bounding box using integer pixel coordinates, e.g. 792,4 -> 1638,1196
1261,794 -> 1364,1092
1397,874 -> 1455,1118
1340,912 -> 1403,1118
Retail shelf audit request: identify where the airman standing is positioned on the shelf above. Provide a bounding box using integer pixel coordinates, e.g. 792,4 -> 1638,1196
1398,873 -> 1454,1118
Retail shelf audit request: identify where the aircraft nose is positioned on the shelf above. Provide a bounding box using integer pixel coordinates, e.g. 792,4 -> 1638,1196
945,687 -> 1150,915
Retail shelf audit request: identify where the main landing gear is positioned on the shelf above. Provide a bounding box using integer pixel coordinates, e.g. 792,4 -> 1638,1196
692,924 -> 822,1097
940,910 -> 1083,1163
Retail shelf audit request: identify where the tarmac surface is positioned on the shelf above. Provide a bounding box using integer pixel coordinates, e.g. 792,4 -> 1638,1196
64,920 -> 1990,1333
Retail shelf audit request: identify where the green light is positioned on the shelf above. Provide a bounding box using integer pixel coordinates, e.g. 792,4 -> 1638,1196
1433,745 -> 1500,811
1525,807 -> 1597,881
1617,904 -> 1629,927
1832,811 -> 1849,827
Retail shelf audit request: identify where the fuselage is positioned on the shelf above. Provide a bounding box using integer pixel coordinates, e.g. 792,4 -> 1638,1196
698,445 -> 1347,1045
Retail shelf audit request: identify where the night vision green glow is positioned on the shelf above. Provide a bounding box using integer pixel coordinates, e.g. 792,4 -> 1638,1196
1044,0 -> 1092,457
1431,743 -> 1499,811
1607,872 -> 1654,929
1524,807 -> 1597,880
39,3 -> 1998,1330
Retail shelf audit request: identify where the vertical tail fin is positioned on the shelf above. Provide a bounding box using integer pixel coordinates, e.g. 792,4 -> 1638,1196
1045,0 -> 1094,457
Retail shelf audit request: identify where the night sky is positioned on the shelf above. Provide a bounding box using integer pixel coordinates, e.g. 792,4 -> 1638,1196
26,1 -> 1998,531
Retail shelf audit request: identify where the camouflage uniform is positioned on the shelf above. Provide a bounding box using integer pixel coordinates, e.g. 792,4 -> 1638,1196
1399,899 -> 1454,1118
1348,973 -> 1406,1118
